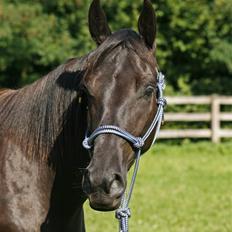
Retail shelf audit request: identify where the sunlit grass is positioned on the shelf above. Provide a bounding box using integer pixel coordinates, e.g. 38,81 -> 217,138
84,142 -> 232,232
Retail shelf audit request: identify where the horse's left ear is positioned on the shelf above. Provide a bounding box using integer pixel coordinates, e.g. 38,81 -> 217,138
89,0 -> 112,46
138,0 -> 156,50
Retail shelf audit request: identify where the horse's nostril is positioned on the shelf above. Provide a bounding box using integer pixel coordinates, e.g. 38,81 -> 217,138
114,173 -> 124,184
109,173 -> 124,198
83,170 -> 125,198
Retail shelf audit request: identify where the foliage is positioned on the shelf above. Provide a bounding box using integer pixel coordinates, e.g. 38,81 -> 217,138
0,0 -> 232,95
84,142 -> 232,232
0,0 -> 93,87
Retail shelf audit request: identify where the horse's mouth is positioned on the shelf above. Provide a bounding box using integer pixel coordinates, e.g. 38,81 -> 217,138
88,192 -> 122,211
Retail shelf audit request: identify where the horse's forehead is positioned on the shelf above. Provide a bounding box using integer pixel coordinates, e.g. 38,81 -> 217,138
127,51 -> 155,77
103,48 -> 154,83
99,53 -> 155,99
87,46 -> 156,96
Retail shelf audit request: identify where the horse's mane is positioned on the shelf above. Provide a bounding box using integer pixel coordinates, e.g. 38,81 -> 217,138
0,29 -> 147,163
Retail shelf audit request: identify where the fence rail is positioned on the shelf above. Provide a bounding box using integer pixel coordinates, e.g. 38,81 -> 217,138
159,95 -> 232,143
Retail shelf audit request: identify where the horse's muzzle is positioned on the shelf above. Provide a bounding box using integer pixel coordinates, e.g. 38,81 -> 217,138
82,169 -> 125,211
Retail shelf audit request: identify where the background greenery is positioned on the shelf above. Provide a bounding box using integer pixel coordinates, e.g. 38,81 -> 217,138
84,142 -> 232,232
0,0 -> 232,95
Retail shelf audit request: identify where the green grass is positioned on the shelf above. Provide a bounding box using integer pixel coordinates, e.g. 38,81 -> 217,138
84,142 -> 232,232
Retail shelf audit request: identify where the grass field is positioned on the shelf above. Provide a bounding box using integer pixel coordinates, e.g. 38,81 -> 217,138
84,142 -> 232,232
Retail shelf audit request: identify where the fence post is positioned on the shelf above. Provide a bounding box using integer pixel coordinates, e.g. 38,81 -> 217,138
211,95 -> 220,143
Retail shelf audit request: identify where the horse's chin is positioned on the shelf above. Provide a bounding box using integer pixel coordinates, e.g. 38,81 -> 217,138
88,192 -> 122,212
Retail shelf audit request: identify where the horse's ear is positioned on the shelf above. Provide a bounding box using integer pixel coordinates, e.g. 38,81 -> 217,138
138,0 -> 156,49
88,0 -> 112,46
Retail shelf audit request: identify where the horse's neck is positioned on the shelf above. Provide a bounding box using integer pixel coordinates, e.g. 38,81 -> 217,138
0,62 -> 88,164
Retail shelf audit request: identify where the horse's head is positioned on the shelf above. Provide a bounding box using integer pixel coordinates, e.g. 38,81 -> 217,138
82,0 -> 159,211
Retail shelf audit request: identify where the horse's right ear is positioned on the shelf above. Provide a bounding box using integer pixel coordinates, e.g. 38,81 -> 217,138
138,0 -> 156,50
89,0 -> 112,46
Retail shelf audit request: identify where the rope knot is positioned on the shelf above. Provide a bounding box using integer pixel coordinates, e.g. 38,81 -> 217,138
82,138 -> 92,150
115,208 -> 131,220
134,137 -> 144,149
157,97 -> 167,107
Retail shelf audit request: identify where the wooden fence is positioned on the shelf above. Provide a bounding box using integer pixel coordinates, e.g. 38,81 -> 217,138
159,95 -> 232,143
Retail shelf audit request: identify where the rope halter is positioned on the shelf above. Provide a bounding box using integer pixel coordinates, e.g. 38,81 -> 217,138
83,71 -> 166,232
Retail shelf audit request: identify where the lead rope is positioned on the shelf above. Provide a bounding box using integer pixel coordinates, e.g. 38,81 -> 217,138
82,71 -> 166,232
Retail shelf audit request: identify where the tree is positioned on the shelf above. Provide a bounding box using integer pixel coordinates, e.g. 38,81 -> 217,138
0,0 -> 231,95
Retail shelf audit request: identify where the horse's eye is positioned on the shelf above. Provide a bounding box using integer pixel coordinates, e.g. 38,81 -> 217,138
144,86 -> 155,97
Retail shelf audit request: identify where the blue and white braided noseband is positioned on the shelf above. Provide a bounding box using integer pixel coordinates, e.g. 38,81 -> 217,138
83,71 -> 166,232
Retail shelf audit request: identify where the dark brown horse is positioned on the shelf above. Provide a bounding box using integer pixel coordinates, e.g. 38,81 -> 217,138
0,0 -> 159,231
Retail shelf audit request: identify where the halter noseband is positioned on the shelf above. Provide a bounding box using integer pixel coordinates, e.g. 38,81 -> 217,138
82,70 -> 166,232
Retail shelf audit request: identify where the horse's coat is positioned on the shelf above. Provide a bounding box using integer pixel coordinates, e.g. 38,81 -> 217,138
0,0 -> 159,231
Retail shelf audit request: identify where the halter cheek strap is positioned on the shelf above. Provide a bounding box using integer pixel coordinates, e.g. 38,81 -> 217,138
82,71 -> 166,232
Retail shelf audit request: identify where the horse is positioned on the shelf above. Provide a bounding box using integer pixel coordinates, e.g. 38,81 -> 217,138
0,0 -> 159,231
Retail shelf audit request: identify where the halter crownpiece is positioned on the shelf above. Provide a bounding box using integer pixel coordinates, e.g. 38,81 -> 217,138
82,70 -> 166,232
